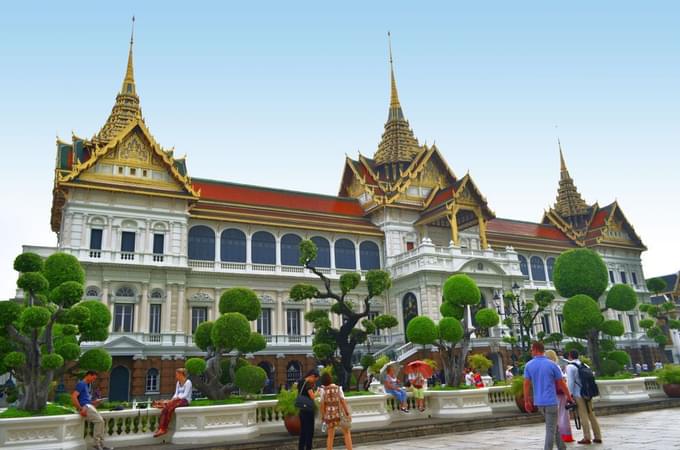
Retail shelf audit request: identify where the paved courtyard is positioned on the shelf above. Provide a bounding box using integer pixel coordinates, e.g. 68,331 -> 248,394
338,408 -> 679,450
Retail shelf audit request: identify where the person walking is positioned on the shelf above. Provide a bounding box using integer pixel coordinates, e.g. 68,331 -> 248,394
71,371 -> 112,450
298,368 -> 320,450
319,372 -> 353,450
153,368 -> 192,438
524,342 -> 574,450
545,350 -> 574,443
566,350 -> 602,445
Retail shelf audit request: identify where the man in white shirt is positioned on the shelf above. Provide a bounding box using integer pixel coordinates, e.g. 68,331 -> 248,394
566,351 -> 601,445
154,368 -> 192,437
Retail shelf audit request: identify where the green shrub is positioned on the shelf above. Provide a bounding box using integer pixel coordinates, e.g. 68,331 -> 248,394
42,253 -> 85,290
0,301 -> 22,326
4,351 -> 26,368
41,353 -> 64,370
600,320 -> 625,337
49,281 -> 84,308
13,253 -> 44,273
440,301 -> 464,319
600,359 -> 623,376
474,308 -> 500,328
78,348 -> 112,372
553,249 -> 608,299
219,287 -> 261,321
20,306 -> 51,328
468,353 -> 493,372
235,365 -> 267,395
276,385 -> 298,416
656,364 -> 680,385
606,350 -> 631,366
564,341 -> 586,354
406,316 -> 437,345
17,272 -> 49,294
186,357 -> 207,376
366,270 -> 391,296
57,343 -> 81,361
562,295 -> 603,336
439,317 -> 464,343
605,284 -> 637,311
443,274 -> 481,306
211,312 -> 251,350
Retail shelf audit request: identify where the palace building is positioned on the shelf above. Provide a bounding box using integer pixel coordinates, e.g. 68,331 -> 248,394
24,35 -> 662,401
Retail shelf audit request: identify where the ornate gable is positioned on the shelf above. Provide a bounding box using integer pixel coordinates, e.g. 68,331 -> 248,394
587,202 -> 646,250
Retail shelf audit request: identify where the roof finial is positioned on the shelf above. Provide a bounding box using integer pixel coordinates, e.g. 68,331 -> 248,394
558,138 -> 567,173
121,16 -> 136,95
388,31 -> 400,109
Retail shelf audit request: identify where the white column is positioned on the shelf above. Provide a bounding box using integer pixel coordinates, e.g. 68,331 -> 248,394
214,228 -> 221,267
246,234 -> 252,264
163,286 -> 173,333
106,216 -> 113,251
139,284 -> 149,333
102,282 -> 112,333
278,295 -> 285,336
176,286 -> 186,333
275,235 -> 282,266
330,241 -> 336,273
354,240 -> 361,272
304,299 -> 312,335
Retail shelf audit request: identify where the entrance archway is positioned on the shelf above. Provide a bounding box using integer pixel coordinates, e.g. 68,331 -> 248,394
258,361 -> 275,394
402,293 -> 418,331
109,365 -> 130,402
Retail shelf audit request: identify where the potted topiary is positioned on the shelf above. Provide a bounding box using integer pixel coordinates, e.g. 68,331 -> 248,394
508,375 -> 537,413
276,384 -> 300,435
468,354 -> 494,387
656,364 -> 680,397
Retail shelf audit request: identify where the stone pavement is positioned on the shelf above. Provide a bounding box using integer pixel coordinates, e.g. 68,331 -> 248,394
347,408 -> 679,450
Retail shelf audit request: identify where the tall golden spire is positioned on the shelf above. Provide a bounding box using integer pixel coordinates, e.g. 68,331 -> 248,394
374,32 -> 420,169
554,140 -> 589,219
96,17 -> 142,145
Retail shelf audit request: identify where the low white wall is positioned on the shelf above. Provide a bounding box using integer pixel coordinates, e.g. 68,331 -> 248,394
0,414 -> 85,450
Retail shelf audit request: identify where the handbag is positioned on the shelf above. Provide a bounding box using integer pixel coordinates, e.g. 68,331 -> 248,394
295,381 -> 315,412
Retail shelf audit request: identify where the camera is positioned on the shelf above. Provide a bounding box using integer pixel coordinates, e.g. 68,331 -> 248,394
565,401 -> 577,411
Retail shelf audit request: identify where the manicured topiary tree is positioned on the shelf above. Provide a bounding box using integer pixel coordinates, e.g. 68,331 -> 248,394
638,278 -> 679,363
554,248 -> 637,373
503,289 -> 557,358
185,287 -> 266,399
234,365 -> 268,397
289,240 -> 398,389
0,252 -> 112,411
406,274 -> 499,386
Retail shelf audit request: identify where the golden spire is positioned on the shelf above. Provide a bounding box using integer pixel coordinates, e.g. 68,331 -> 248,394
96,17 -> 142,145
554,140 -> 589,219
374,32 -> 420,170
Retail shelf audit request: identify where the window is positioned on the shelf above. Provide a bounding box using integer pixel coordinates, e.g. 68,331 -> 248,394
252,231 -> 276,264
310,237 -> 330,268
153,234 -> 164,255
620,271 -> 628,284
628,314 -> 637,332
367,311 -> 380,335
188,226 -> 215,261
359,241 -> 380,270
541,315 -> 551,334
191,307 -> 208,334
258,308 -> 272,336
406,241 -> 415,251
402,293 -> 418,330
334,239 -> 356,269
121,231 -> 135,253
90,229 -> 103,250
287,309 -> 300,336
281,234 -> 302,266
114,304 -> 134,332
85,286 -> 100,298
286,361 -> 302,386
130,168 -> 137,176
631,272 -> 638,286
530,256 -> 546,281
518,255 -> 529,278
115,286 -> 135,297
546,257 -> 556,281
149,304 -> 162,334
145,369 -> 159,393
557,314 -> 564,333
220,228 -> 246,262
609,270 -> 615,283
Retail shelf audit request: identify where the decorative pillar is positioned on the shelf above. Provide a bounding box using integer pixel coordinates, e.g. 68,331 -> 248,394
214,228 -> 221,266
139,284 -> 149,334
277,293 -> 285,336
102,282 -> 112,332
275,235 -> 282,267
449,207 -> 459,246
176,286 -> 186,333
246,234 -> 252,264
354,239 -> 361,272
163,286 -> 173,333
330,240 -> 336,272
478,214 -> 489,249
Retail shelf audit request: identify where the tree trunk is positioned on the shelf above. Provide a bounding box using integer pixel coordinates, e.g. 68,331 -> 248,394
338,343 -> 355,390
587,330 -> 602,374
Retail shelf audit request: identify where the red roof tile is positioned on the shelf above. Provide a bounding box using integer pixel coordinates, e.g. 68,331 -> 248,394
487,218 -> 572,242
193,179 -> 366,217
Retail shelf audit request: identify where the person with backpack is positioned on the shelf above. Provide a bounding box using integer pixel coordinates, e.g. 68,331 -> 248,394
566,350 -> 602,445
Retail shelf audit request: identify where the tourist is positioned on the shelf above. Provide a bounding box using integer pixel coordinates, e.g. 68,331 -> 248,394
384,365 -> 409,412
464,367 -> 474,386
71,371 -> 112,450
545,350 -> 574,443
319,372 -> 353,450
655,361 -> 663,370
634,362 -> 642,375
409,371 -> 427,412
154,368 -> 192,438
642,362 -> 649,372
566,350 -> 602,445
505,365 -> 514,381
298,368 -> 320,450
473,369 -> 484,388
524,341 -> 573,450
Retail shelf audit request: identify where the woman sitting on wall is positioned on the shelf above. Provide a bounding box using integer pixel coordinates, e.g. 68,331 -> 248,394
153,368 -> 192,438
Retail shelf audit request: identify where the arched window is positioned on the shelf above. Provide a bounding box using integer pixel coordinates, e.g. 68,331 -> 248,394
85,286 -> 100,298
150,289 -> 164,299
220,228 -> 246,262
334,239 -> 356,270
252,231 -> 276,264
115,286 -> 135,298
310,236 -> 330,268
286,361 -> 302,386
530,256 -> 546,281
546,257 -> 556,281
402,293 -> 418,330
145,368 -> 159,393
281,234 -> 302,266
359,241 -> 380,270
518,255 -> 529,278
188,226 -> 215,261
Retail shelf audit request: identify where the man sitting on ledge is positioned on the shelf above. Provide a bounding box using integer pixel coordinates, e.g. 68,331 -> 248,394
153,368 -> 192,438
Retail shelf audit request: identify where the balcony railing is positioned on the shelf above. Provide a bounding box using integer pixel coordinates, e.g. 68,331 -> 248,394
187,260 -> 369,278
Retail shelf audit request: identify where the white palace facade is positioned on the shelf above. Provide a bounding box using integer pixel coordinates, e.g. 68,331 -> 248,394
23,37 -> 659,400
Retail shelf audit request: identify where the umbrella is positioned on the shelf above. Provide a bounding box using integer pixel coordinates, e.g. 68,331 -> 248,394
379,361 -> 400,380
404,360 -> 434,379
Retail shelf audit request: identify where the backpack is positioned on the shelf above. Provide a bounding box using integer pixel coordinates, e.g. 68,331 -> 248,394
570,362 -> 599,400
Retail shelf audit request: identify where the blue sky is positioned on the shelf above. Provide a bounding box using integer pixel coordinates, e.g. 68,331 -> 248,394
1,1 -> 678,298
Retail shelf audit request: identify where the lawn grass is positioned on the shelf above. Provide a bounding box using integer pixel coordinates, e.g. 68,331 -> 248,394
0,404 -> 75,418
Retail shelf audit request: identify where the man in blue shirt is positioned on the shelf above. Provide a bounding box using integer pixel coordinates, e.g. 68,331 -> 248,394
524,341 -> 573,450
71,371 -> 111,450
